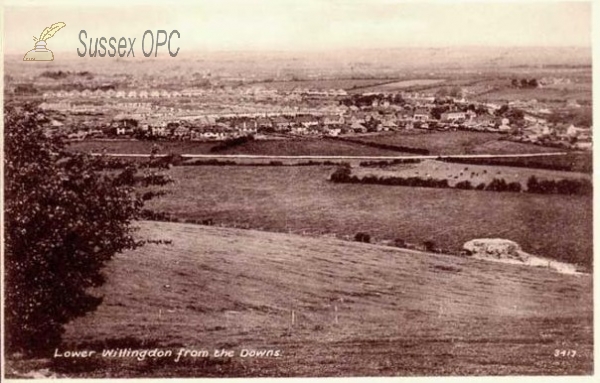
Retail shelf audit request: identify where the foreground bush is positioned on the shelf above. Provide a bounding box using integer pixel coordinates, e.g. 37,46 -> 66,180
4,104 -> 167,355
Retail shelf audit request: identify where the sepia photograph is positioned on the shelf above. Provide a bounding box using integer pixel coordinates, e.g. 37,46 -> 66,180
1,0 -> 595,379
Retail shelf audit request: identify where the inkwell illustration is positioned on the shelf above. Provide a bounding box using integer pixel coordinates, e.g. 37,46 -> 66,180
23,22 -> 66,61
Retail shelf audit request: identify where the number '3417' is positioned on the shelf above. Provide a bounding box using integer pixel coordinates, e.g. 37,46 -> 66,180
554,349 -> 577,357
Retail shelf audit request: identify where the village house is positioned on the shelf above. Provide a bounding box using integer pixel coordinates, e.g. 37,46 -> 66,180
256,117 -> 272,128
150,126 -> 167,137
350,121 -> 367,133
291,125 -> 308,135
323,114 -> 344,126
172,126 -> 191,139
441,111 -> 467,122
413,108 -> 430,122
295,115 -> 320,128
272,116 -> 291,130
326,127 -> 342,137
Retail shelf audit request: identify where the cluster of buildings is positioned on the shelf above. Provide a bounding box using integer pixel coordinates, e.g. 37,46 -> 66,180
15,79 -> 593,150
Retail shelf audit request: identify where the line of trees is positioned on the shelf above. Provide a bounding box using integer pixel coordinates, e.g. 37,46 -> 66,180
359,158 -> 422,167
329,167 -> 592,196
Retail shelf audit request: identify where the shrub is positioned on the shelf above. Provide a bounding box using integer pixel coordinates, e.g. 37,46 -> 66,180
4,104 -> 166,355
423,240 -> 436,252
393,238 -> 406,248
506,182 -> 522,193
485,178 -> 509,192
455,180 -> 473,190
354,232 -> 371,243
330,166 -> 352,182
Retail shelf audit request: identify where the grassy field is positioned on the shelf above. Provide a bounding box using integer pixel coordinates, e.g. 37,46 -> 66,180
213,139 -> 405,156
354,159 -> 591,189
35,221 -> 591,377
439,153 -> 593,173
253,79 -> 394,91
68,140 -> 217,155
350,131 -> 560,155
69,132 -> 566,158
356,79 -> 446,93
472,83 -> 592,104
144,166 -> 592,269
69,139 -> 408,157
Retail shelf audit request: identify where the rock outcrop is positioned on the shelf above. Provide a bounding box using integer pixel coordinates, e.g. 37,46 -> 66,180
463,238 -> 530,262
463,238 -> 578,275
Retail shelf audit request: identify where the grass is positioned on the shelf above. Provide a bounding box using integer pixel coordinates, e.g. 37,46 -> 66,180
353,159 -> 591,189
351,131 -> 560,155
212,139 -> 404,156
144,166 -> 592,269
20,221 -> 586,377
357,79 -> 446,92
69,138 -> 407,157
253,79 -> 394,91
439,152 -> 593,173
69,132 -> 564,158
68,140 -> 216,155
472,84 -> 592,104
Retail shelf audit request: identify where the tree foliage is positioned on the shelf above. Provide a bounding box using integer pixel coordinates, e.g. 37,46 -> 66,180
4,104 -> 168,355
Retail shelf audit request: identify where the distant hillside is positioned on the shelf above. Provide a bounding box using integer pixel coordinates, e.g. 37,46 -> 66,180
47,221 -> 594,377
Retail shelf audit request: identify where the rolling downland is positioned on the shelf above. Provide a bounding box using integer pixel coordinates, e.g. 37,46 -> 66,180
59,221 -> 592,377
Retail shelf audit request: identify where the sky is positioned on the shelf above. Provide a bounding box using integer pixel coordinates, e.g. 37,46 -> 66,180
2,0 -> 592,54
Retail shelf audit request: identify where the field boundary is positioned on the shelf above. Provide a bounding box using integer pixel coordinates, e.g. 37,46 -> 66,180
90,152 -> 569,160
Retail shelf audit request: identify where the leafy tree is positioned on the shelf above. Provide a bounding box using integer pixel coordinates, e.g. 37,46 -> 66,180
475,105 -> 488,116
330,166 -> 352,182
354,232 -> 371,243
431,106 -> 449,120
4,104 -> 167,355
495,104 -> 509,117
505,108 -> 525,123
423,240 -> 436,252
528,78 -> 538,88
520,79 -> 529,88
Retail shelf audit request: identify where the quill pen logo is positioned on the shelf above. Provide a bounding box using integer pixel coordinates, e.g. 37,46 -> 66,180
23,22 -> 66,61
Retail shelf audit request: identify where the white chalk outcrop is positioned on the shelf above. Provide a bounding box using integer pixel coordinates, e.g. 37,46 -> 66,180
463,238 -> 578,275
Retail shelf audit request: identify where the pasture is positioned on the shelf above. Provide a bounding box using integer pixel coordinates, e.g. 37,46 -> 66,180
471,83 -> 592,104
353,159 -> 591,189
253,79 -> 393,91
356,79 -> 446,93
50,221 -> 592,377
145,166 -> 592,269
69,138 -> 407,157
68,140 -> 216,155
351,131 -> 560,155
